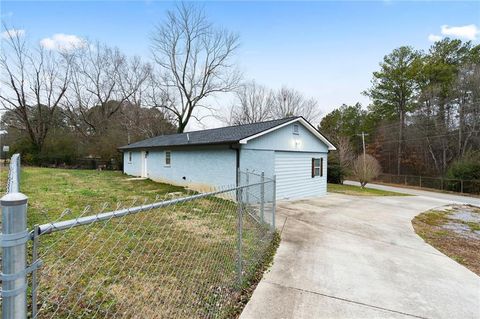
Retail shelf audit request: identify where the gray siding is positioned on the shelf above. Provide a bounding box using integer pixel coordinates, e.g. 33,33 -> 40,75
275,151 -> 327,200
241,122 -> 328,200
243,122 -> 329,153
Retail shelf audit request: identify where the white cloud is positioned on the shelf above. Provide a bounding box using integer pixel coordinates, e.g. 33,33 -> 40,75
40,33 -> 87,51
428,34 -> 443,42
1,28 -> 25,39
440,24 -> 479,40
1,11 -> 13,18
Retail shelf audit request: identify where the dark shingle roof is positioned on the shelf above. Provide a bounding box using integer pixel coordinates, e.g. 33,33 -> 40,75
118,117 -> 299,150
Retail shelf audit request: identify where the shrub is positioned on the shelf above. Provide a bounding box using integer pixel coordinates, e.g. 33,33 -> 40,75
447,151 -> 480,180
352,154 -> 381,188
327,163 -> 345,184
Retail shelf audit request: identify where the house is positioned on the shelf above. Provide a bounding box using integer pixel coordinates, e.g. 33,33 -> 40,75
118,116 -> 336,200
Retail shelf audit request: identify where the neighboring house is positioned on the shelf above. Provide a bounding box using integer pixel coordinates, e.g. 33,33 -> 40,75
118,117 -> 336,200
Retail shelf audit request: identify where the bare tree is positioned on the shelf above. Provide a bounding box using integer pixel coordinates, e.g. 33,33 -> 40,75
150,3 -> 241,133
0,27 -> 71,152
63,42 -> 150,137
119,103 -> 176,144
270,86 -> 321,122
336,136 -> 355,170
227,81 -> 274,125
352,154 -> 382,188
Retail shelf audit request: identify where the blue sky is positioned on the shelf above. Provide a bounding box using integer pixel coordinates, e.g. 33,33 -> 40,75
1,1 -> 479,128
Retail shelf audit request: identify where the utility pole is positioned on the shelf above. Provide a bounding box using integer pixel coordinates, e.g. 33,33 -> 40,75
356,132 -> 369,183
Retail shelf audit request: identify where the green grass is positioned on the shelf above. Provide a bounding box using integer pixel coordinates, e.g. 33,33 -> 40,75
0,167 -> 278,318
1,167 -> 185,226
327,183 -> 409,196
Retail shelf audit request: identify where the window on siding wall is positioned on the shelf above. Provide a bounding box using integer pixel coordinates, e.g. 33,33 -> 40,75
128,152 -> 132,163
312,158 -> 323,177
165,151 -> 171,166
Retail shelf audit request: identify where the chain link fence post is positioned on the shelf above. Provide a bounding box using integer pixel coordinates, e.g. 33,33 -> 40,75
236,186 -> 243,286
1,192 -> 29,319
272,175 -> 276,231
260,172 -> 265,223
245,169 -> 250,204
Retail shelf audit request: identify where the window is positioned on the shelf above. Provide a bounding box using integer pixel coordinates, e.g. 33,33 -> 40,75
312,158 -> 323,177
165,151 -> 171,166
293,124 -> 299,135
128,152 -> 132,163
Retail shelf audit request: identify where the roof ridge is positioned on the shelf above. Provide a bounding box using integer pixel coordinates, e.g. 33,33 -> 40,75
161,116 -> 300,137
118,116 -> 303,150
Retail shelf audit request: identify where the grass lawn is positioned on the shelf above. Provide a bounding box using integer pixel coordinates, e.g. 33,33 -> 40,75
2,167 -> 186,226
412,205 -> 480,275
0,167 -> 278,318
327,183 -> 408,196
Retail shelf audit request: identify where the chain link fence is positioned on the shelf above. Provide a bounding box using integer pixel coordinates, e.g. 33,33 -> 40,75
1,154 -> 277,319
375,173 -> 480,195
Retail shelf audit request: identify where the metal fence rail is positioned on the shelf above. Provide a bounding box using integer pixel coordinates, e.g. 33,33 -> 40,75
375,173 -> 480,195
1,154 -> 277,319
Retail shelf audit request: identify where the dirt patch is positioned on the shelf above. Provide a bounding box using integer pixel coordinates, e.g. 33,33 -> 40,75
412,204 -> 480,275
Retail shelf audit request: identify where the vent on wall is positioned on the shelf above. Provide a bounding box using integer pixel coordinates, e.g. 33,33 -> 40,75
293,124 -> 299,135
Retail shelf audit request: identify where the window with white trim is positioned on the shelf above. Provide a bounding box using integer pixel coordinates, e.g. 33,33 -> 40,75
312,158 -> 323,177
128,152 -> 132,163
165,151 -> 171,166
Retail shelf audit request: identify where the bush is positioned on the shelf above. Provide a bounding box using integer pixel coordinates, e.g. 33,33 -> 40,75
447,151 -> 480,180
327,163 -> 345,184
352,154 -> 381,188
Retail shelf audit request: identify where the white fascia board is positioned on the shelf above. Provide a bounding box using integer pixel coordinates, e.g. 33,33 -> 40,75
239,117 -> 337,151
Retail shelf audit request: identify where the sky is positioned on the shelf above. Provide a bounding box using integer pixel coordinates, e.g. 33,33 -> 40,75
1,0 -> 479,129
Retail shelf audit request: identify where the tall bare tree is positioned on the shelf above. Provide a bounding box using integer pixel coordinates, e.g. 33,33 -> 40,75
63,42 -> 151,137
336,135 -> 355,170
270,86 -> 321,122
228,81 -> 273,125
150,3 -> 241,133
0,27 -> 71,152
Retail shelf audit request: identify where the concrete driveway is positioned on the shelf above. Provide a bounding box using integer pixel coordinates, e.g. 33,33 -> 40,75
240,185 -> 480,319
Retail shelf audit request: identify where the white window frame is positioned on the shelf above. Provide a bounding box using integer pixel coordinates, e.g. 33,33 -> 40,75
312,158 -> 323,177
165,150 -> 171,167
128,151 -> 132,163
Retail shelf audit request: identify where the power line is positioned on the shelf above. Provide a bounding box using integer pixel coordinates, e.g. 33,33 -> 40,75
372,130 -> 480,145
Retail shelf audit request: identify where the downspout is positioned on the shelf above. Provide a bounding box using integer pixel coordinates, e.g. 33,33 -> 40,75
230,144 -> 241,186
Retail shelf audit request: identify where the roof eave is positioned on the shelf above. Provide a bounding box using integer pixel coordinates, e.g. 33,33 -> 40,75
239,117 -> 337,151
118,140 -> 241,151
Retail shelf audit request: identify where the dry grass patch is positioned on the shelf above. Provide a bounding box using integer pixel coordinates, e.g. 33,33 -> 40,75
412,205 -> 480,275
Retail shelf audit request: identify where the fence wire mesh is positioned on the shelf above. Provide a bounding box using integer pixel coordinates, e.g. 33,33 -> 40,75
22,173 -> 275,318
375,173 -> 480,195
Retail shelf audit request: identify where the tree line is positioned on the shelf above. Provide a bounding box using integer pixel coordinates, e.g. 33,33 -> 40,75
320,39 -> 480,180
0,3 -> 321,165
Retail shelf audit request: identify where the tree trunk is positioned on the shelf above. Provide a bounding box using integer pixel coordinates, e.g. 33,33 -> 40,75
397,111 -> 404,175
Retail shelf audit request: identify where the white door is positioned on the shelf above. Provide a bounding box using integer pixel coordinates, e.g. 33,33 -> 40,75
141,151 -> 148,178
274,151 -> 326,200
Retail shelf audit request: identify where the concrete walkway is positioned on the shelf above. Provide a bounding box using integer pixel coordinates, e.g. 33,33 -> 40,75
240,185 -> 480,319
